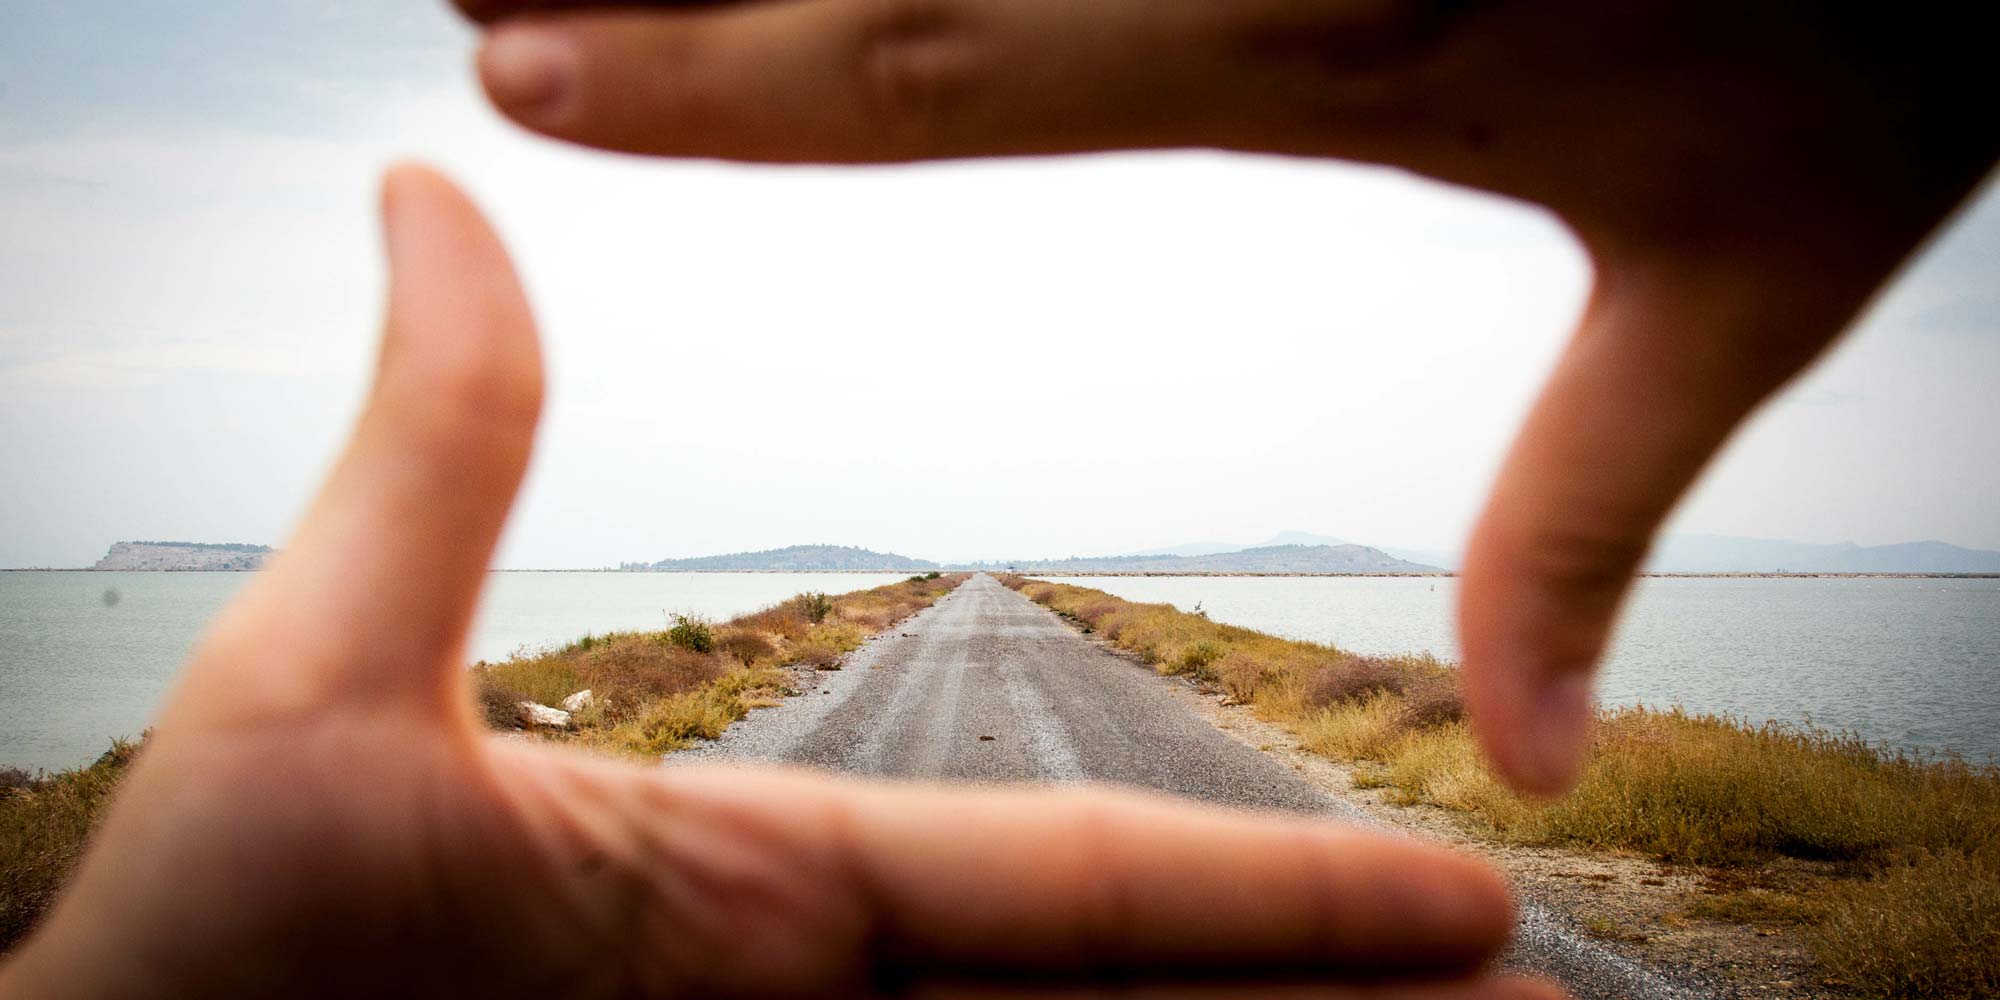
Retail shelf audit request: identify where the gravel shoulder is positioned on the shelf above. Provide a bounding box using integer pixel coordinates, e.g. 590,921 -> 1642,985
682,575 -> 1717,999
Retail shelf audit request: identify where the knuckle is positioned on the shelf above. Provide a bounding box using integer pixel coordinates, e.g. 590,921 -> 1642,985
1201,0 -> 1450,133
1060,791 -> 1138,966
378,345 -> 542,459
852,0 -> 984,156
1507,518 -> 1649,612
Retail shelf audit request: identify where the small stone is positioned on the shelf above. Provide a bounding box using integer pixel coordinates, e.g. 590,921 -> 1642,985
517,701 -> 573,729
560,689 -> 595,713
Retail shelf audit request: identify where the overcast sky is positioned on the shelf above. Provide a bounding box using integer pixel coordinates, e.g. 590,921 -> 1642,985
2,0 -> 1996,569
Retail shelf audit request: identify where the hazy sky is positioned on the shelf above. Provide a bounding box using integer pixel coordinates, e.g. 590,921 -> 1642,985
3,1 -> 1996,569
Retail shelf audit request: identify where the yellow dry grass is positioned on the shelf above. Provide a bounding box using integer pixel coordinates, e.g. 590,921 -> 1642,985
999,576 -> 2000,997
473,574 -> 967,758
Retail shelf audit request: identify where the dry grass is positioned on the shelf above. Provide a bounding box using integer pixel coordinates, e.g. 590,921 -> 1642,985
2,740 -> 140,952
1000,576 -> 2000,997
1810,850 -> 2000,998
473,574 -> 966,758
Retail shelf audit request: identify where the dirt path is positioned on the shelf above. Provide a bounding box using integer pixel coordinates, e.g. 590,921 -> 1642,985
682,574 -> 1712,999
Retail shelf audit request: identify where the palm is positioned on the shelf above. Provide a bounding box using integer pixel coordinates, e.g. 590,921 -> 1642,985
1,169 -> 1540,1000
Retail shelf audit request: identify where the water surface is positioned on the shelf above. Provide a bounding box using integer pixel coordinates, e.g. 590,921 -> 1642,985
0,571 -> 904,773
1049,575 -> 2000,764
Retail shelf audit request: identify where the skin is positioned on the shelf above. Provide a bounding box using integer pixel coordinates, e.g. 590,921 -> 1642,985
0,167 -> 1552,998
448,0 -> 1997,795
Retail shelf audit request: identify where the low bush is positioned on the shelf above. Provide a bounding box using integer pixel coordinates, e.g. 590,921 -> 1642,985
793,592 -> 834,625
1214,650 -> 1277,704
717,630 -> 777,667
476,680 -> 529,730
1175,641 -> 1227,679
581,642 -> 728,716
1395,678 -> 1466,732
666,614 -> 716,654
1304,657 -> 1409,708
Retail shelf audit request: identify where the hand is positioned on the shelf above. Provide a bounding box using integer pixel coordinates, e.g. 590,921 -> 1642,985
451,0 -> 1997,794
0,167 -> 1544,999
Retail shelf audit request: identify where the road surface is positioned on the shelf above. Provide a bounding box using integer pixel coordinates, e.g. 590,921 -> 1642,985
683,575 -> 1708,999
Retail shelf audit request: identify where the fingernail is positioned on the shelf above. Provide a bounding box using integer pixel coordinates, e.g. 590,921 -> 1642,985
480,28 -> 575,116
1523,673 -> 1594,796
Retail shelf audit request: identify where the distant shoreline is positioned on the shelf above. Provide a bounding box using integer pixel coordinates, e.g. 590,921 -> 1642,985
5,568 -> 1997,580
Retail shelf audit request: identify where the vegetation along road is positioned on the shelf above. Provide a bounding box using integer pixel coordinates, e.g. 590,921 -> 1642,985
681,575 -> 1704,1000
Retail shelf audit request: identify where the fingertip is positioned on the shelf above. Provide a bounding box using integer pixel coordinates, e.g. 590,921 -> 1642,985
371,161 -> 544,434
1468,670 -> 1594,799
478,24 -> 578,125
379,162 -> 474,267
1523,673 -> 1594,796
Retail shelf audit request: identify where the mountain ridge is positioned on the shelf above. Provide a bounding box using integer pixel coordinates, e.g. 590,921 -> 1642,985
625,544 -> 940,573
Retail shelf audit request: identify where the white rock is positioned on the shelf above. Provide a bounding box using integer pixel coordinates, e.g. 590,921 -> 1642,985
517,701 -> 573,729
561,689 -> 595,713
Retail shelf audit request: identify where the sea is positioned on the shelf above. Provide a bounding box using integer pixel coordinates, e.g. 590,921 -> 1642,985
1,571 -> 1995,773
0,571 -> 906,774
1048,574 -> 2000,767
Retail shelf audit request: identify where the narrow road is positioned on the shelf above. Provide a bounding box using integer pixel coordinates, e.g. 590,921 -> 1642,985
684,575 -> 1707,999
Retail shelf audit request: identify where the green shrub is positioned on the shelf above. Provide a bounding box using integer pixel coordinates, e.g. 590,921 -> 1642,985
793,592 -> 834,625
666,614 -> 715,654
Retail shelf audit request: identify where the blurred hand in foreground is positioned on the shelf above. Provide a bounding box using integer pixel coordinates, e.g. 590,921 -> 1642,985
0,167 -> 1549,999
451,0 -> 1998,795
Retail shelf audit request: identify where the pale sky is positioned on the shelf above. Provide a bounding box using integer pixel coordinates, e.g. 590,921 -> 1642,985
3,0 -> 1996,569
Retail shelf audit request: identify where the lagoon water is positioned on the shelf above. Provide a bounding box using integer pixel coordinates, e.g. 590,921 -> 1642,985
0,571 -> 905,773
3,571 -> 1996,772
1049,575 -> 2000,765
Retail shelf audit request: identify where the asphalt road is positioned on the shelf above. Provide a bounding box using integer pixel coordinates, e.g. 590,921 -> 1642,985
683,575 -> 1709,999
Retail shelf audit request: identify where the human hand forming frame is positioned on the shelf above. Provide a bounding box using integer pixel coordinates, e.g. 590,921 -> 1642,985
453,0 -> 1997,796
0,167 -> 1549,999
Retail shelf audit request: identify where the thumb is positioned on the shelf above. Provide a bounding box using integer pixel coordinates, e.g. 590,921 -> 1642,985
178,165 -> 543,721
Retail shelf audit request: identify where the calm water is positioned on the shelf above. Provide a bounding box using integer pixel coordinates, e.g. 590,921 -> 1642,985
1049,575 -> 2000,765
6,572 -> 1996,772
0,572 -> 905,773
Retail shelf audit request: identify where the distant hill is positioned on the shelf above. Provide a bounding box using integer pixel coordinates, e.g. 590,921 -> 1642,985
93,541 -> 273,572
628,544 -> 939,573
981,544 -> 1438,575
1647,534 -> 2000,574
1382,546 -> 1461,571
1122,540 -> 1249,558
1261,530 -> 1349,548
